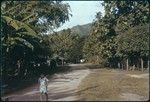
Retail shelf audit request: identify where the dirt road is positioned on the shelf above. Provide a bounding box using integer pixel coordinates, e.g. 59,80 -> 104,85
2,64 -> 149,101
2,64 -> 90,101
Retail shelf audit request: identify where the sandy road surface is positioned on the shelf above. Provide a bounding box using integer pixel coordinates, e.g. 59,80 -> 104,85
2,64 -> 149,101
2,64 -> 90,101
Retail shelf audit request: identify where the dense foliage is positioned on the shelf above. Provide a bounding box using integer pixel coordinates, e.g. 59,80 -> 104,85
83,1 -> 149,70
48,29 -> 84,64
1,1 -> 71,92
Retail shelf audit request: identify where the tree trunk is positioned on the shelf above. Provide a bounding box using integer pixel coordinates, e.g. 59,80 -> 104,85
121,63 -> 123,70
126,58 -> 129,71
132,65 -> 135,71
148,59 -> 149,70
118,62 -> 120,69
62,59 -> 64,66
121,60 -> 124,70
141,58 -> 143,71
136,58 -> 140,70
97,56 -> 99,64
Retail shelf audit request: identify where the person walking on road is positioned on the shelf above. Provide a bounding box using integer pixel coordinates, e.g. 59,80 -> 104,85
38,74 -> 49,101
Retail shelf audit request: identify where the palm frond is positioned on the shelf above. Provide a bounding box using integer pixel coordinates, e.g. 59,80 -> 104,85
7,37 -> 34,50
2,16 -> 19,30
2,16 -> 37,35
16,32 -> 40,39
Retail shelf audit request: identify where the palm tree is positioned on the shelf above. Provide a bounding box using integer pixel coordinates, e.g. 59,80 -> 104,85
1,15 -> 42,79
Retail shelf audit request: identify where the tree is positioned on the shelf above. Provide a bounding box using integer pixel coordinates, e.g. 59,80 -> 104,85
48,29 -> 80,63
83,1 -> 149,70
83,7 -> 117,66
1,15 -> 40,79
1,0 -> 71,89
1,1 -> 71,33
110,1 -> 149,70
101,0 -> 149,35
116,24 -> 149,71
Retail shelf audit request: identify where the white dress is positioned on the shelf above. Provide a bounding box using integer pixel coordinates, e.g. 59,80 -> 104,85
39,77 -> 49,93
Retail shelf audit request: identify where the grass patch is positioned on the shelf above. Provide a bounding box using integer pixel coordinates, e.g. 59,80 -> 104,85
77,68 -> 149,101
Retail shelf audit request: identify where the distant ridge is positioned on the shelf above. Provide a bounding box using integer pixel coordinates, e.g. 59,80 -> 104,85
58,23 -> 92,36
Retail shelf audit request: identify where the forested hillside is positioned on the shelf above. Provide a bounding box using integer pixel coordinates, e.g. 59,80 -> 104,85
71,23 -> 92,36
58,23 -> 92,36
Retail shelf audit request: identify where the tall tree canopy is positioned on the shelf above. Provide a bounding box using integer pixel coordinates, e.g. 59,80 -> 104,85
48,29 -> 81,63
1,0 -> 71,88
1,1 -> 71,33
83,1 -> 149,68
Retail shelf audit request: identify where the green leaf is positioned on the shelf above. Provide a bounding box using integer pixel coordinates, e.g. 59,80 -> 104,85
2,16 -> 37,35
9,37 -> 34,50
2,16 -> 19,30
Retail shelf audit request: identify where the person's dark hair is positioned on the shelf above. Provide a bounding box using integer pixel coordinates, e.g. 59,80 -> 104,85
40,74 -> 44,78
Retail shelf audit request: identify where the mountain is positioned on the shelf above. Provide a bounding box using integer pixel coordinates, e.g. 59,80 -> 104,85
71,23 -> 92,36
58,23 -> 92,36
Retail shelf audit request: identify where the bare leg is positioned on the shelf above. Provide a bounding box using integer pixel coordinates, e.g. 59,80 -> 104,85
40,93 -> 43,101
45,93 -> 48,101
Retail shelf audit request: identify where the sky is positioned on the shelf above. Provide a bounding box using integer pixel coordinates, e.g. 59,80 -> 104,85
55,1 -> 105,31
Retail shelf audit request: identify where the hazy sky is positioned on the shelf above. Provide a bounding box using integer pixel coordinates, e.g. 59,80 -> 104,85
55,1 -> 105,31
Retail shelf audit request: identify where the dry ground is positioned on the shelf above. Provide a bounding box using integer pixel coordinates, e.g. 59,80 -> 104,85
2,64 -> 90,101
77,68 -> 149,101
2,65 -> 149,101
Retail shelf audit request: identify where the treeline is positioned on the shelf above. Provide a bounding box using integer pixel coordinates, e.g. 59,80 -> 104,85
47,29 -> 84,64
83,1 -> 149,71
